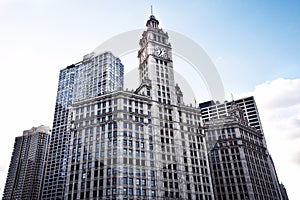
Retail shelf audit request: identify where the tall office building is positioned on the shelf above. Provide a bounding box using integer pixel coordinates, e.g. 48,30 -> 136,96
42,63 -> 80,199
201,99 -> 283,199
199,96 -> 264,134
74,51 -> 124,102
3,125 -> 50,200
42,52 -> 124,199
65,13 -> 214,200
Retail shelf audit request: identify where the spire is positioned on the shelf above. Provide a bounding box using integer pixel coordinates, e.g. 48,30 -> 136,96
146,6 -> 159,28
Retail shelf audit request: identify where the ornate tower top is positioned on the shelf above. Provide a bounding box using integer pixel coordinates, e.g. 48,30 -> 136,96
146,6 -> 159,28
228,101 -> 248,125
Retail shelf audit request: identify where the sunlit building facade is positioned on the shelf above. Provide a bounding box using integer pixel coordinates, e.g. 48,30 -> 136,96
42,49 -> 124,200
65,14 -> 215,200
74,51 -> 124,102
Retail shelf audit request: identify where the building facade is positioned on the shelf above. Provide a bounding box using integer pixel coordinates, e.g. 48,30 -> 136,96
200,97 -> 284,199
42,63 -> 80,199
42,51 -> 124,199
74,51 -> 124,102
3,125 -> 50,200
204,102 -> 282,199
200,96 -> 264,134
65,14 -> 215,200
39,10 -> 286,200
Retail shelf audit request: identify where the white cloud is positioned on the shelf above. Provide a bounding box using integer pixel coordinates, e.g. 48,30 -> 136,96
239,78 -> 300,200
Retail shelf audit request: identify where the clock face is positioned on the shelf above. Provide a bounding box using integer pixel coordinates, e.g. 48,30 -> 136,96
155,47 -> 167,58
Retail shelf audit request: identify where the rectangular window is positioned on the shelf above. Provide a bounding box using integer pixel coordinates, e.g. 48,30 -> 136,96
129,188 -> 133,195
129,178 -> 133,185
136,189 -> 141,196
151,190 -> 155,197
151,180 -> 155,187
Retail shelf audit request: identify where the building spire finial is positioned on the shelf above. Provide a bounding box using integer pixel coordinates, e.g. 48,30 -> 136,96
146,5 -> 159,28
151,5 -> 153,15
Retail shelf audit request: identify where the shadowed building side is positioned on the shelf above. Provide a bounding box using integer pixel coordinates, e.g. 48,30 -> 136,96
2,125 -> 50,200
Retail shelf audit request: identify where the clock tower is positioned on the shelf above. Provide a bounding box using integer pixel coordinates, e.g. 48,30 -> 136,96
137,12 -> 177,105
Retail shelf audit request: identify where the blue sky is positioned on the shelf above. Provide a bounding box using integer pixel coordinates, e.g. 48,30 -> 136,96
0,0 -> 299,199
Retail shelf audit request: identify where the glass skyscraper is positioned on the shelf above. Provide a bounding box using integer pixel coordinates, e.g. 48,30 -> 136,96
42,63 -> 80,199
42,51 -> 124,199
74,51 -> 124,102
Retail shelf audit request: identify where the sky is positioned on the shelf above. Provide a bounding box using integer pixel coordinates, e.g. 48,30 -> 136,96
0,0 -> 299,199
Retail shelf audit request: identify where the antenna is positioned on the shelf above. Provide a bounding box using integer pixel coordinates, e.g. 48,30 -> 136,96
151,5 -> 153,15
231,93 -> 234,101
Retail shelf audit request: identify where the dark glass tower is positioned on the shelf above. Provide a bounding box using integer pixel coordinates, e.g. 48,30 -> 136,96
2,125 -> 50,200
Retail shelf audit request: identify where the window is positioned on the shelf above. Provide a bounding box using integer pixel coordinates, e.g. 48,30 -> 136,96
151,180 -> 155,187
129,188 -> 133,195
142,179 -> 146,186
151,190 -> 155,197
129,149 -> 133,156
149,143 -> 153,150
129,178 -> 133,185
150,152 -> 153,158
150,171 -> 155,177
136,189 -> 141,196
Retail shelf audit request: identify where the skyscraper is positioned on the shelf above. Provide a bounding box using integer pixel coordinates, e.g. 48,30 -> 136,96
74,51 -> 124,102
65,13 -> 214,200
201,99 -> 283,199
42,52 -> 124,199
42,63 -> 80,200
3,125 -> 50,200
40,10 -> 285,200
199,96 -> 264,134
